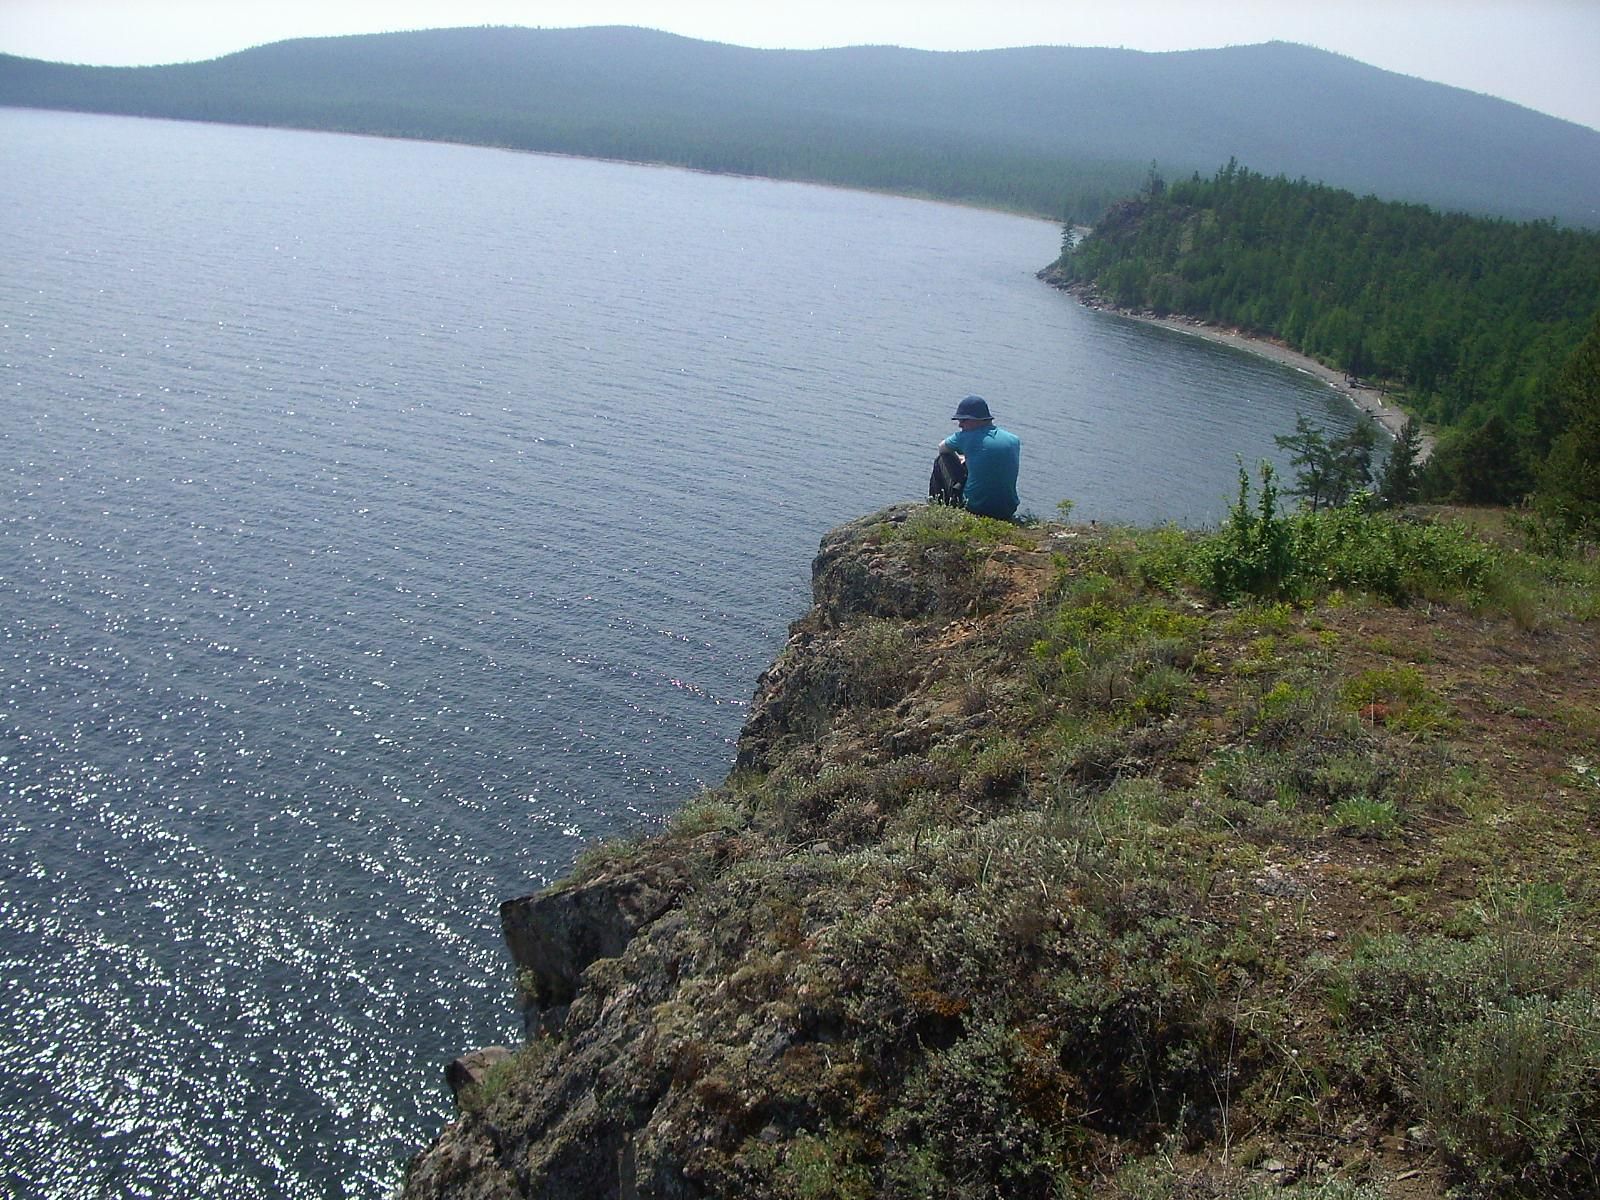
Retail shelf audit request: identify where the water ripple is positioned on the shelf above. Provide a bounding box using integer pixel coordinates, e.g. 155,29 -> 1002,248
1,108 -> 1358,1198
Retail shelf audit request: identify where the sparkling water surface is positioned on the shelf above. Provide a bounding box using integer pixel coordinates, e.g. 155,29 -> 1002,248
0,108 -> 1358,1198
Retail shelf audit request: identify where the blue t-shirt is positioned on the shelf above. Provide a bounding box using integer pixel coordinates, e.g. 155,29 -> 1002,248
941,424 -> 1021,518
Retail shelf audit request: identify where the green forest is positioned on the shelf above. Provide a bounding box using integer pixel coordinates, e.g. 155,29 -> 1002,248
1050,164 -> 1600,525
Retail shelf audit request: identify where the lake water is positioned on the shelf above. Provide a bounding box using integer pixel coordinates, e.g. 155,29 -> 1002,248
0,108 -> 1359,1198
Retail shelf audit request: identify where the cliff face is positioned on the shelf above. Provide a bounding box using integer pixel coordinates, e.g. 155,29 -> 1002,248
404,503 -> 1056,1198
403,504 -> 1600,1200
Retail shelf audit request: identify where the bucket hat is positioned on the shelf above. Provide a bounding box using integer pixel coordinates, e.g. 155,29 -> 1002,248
951,395 -> 993,422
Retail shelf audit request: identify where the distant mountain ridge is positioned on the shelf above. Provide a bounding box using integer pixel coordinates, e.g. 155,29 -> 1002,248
2,25 -> 1597,226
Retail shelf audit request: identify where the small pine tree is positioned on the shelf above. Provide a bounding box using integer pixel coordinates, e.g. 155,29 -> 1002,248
1378,418 -> 1424,508
1276,415 -> 1335,512
1203,463 -> 1295,600
1143,160 -> 1166,199
1276,414 -> 1379,512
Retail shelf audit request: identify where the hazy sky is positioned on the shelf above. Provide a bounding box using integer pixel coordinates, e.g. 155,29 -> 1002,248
3,1 -> 1597,131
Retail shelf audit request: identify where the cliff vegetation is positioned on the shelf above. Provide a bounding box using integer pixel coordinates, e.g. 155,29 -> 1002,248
405,498 -> 1600,1199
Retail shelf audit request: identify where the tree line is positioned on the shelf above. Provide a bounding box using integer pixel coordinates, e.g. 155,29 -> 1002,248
1051,163 -> 1600,527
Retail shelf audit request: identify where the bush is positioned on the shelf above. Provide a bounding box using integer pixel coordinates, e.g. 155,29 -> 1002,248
1197,465 -> 1296,601
893,503 -> 1020,551
836,618 -> 919,707
773,1130 -> 875,1200
1418,994 -> 1600,1193
959,738 -> 1029,806
1328,932 -> 1600,1195
1291,505 -> 1493,602
1195,466 -> 1500,604
883,1015 -> 1076,1198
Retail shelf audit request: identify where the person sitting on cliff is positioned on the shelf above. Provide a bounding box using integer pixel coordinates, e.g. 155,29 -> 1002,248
930,395 -> 1021,520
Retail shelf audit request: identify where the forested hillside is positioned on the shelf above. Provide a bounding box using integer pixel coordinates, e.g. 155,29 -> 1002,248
3,26 -> 1599,225
1048,165 -> 1600,512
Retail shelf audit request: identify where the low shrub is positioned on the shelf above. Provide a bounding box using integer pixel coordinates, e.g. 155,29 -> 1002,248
1342,665 -> 1454,734
772,1129 -> 875,1200
1327,931 -> 1600,1195
1290,504 -> 1494,602
959,737 -> 1029,807
1028,574 -> 1202,721
836,618 -> 919,708
883,1015 -> 1077,1197
457,1040 -> 556,1115
1418,993 -> 1600,1194
1195,466 -> 1504,605
892,503 -> 1021,551
1327,795 -> 1401,839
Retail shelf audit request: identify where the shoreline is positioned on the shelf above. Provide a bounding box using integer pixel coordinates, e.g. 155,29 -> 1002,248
1055,283 -> 1436,461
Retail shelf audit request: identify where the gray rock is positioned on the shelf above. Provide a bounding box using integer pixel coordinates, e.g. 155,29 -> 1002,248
501,863 -> 687,1033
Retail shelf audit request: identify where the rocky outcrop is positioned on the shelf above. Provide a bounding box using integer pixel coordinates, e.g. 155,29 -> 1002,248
808,503 -> 978,626
403,506 -> 991,1197
736,502 -> 1044,773
402,505 -> 1058,1198
403,502 -> 1577,1199
501,861 -> 693,1035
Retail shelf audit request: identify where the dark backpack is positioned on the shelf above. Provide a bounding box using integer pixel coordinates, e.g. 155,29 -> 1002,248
929,449 -> 966,507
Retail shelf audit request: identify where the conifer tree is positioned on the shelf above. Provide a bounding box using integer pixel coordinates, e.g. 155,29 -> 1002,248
1536,314 -> 1600,534
1378,418 -> 1423,508
1276,414 -> 1379,511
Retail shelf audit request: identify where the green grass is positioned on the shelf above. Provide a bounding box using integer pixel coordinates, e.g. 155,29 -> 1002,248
889,503 -> 1027,551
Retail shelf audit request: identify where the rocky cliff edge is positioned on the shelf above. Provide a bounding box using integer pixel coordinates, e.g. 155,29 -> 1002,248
403,503 -> 1600,1200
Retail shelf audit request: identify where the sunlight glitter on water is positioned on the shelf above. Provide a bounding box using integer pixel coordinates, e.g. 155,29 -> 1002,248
1,108 -> 1360,1197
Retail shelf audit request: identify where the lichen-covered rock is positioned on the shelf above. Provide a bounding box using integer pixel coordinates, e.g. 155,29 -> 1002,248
501,855 -> 702,1035
809,503 -> 999,626
401,1135 -> 524,1200
737,504 -> 1003,771
403,505 -> 1051,1199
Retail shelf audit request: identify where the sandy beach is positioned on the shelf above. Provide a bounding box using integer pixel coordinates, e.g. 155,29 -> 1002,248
1070,295 -> 1436,461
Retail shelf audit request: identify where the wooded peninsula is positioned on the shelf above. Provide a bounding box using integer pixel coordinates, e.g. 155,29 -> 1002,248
1048,165 -> 1600,536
